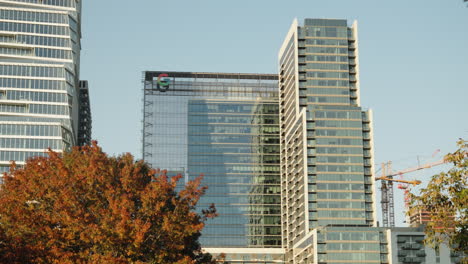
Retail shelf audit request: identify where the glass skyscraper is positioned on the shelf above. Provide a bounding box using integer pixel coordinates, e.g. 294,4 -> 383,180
142,71 -> 285,263
0,0 -> 88,173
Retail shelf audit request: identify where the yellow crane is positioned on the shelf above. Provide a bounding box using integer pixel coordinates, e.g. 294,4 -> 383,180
376,158 -> 446,227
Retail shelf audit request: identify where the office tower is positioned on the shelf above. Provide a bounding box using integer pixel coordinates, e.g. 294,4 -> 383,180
0,0 -> 85,173
142,71 -> 285,262
278,18 -> 386,263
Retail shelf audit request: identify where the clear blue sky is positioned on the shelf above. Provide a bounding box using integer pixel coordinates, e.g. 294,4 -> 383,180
80,0 -> 468,226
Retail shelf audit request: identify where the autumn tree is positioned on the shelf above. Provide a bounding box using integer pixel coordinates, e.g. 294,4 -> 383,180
409,139 -> 467,260
0,142 -> 217,264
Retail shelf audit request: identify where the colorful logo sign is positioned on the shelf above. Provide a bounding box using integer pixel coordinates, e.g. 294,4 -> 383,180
156,73 -> 170,91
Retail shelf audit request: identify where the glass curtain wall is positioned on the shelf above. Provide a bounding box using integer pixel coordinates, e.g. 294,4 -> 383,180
142,71 -> 282,248
0,0 -> 82,173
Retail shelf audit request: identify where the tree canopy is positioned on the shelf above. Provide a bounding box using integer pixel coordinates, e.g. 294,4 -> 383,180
409,139 -> 467,259
0,142 -> 217,264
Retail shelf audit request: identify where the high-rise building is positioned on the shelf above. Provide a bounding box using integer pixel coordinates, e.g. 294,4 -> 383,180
0,0 -> 88,173
278,18 -> 383,263
277,18 -> 463,264
142,71 -> 285,263
141,19 -> 462,264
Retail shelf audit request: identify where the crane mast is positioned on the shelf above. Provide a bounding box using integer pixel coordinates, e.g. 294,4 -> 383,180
376,158 -> 446,227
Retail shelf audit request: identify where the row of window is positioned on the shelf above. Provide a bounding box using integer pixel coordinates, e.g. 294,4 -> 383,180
200,236 -> 280,247
315,164 -> 364,173
315,120 -> 363,128
189,155 -> 280,164
203,226 -> 281,236
0,150 -> 48,162
0,64 -> 66,78
203,215 -> 281,226
0,103 -> 69,115
314,201 -> 366,209
188,135 -> 280,144
306,79 -> 349,87
188,115 -> 278,124
306,71 -> 349,79
306,47 -> 348,54
190,165 -> 280,174
188,103 -> 278,114
193,175 -> 280,185
303,63 -> 349,71
316,182 -> 365,191
202,185 -> 280,195
312,129 -> 362,137
0,21 -> 69,36
311,210 -> 366,219
312,219 -> 366,227
0,138 -> 62,149
147,86 -> 277,98
0,78 -> 74,93
16,34 -> 70,48
0,46 -> 33,56
306,54 -> 348,62
319,252 -> 384,261
0,104 -> 26,113
202,205 -> 281,215
315,156 -> 364,164
173,79 -> 276,87
30,104 -> 69,115
2,90 -> 68,103
326,239 -> 387,251
306,96 -> 350,104
188,124 -> 279,134
189,145 -> 279,154
314,110 -> 362,119
315,146 -> 364,155
35,47 -> 72,59
312,174 -> 365,182
315,192 -> 364,200
3,0 -> 76,8
304,26 -> 348,38
315,137 -> 363,146
0,35 -> 16,44
0,124 -> 62,136
0,8 -> 69,24
197,195 -> 280,205
301,88 -> 349,97
305,38 -> 348,46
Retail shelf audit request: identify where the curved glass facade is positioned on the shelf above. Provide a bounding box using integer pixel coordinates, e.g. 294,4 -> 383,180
0,0 -> 82,173
142,71 -> 281,248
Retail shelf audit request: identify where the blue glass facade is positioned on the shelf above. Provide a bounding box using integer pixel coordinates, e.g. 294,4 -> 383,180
0,0 -> 84,173
142,72 -> 282,248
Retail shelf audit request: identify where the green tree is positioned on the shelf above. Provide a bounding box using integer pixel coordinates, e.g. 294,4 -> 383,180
409,139 -> 467,260
0,142 -> 217,264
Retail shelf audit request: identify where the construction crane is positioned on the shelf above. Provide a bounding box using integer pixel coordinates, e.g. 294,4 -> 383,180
375,158 -> 447,227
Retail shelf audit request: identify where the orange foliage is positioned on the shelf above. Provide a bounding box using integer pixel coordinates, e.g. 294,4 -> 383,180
0,142 -> 217,264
